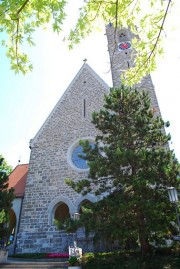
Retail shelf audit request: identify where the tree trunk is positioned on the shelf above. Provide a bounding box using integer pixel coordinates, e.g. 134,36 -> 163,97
137,212 -> 151,258
139,233 -> 151,258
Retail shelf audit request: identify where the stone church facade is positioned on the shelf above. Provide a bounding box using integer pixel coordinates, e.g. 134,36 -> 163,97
13,25 -> 161,254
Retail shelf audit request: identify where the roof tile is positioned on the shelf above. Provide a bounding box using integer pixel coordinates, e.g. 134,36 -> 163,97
8,164 -> 28,197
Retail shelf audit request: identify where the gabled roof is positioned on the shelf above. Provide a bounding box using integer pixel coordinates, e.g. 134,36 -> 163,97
8,164 -> 28,197
30,63 -> 110,147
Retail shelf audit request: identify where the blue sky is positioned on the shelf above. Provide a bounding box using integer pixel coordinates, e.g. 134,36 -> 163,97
0,0 -> 180,168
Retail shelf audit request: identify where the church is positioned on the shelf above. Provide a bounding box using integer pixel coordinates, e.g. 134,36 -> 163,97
8,24 -> 161,255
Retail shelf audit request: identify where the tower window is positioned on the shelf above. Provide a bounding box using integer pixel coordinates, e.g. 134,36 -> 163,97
117,29 -> 130,43
117,30 -> 131,52
119,32 -> 127,42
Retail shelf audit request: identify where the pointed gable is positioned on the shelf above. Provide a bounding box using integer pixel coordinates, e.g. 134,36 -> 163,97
30,63 -> 109,147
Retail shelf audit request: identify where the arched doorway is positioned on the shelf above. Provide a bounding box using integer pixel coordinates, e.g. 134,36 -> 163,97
54,202 -> 70,222
9,209 -> 16,244
9,209 -> 16,234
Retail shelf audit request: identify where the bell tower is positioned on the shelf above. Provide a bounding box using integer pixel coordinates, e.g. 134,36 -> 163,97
106,24 -> 133,88
106,24 -> 161,116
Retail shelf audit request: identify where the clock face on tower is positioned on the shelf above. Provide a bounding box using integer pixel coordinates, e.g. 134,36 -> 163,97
118,41 -> 131,51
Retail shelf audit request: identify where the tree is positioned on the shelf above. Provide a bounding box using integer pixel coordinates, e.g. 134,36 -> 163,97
0,0 -> 173,84
0,155 -> 14,248
0,0 -> 67,74
66,86 -> 180,256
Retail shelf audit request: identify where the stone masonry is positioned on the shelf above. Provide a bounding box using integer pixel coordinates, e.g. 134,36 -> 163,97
15,25 -> 162,254
15,64 -> 109,253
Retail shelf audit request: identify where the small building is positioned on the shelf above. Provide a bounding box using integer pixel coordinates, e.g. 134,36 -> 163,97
7,164 -> 28,255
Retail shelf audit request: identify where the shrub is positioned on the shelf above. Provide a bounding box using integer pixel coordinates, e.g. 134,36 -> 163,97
69,256 -> 80,266
81,250 -> 180,269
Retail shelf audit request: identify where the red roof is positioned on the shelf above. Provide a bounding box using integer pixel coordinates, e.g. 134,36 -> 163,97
8,164 -> 28,197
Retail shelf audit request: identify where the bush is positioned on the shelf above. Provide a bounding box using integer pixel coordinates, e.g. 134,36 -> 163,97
69,256 -> 80,266
11,253 -> 46,259
81,249 -> 180,269
11,252 -> 70,259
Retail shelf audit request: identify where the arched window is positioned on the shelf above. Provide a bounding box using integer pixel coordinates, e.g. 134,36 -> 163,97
9,209 -> 16,234
54,202 -> 70,222
9,209 -> 16,244
79,199 -> 93,214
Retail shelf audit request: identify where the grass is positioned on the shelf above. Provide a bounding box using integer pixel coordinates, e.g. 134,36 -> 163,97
10,253 -> 46,259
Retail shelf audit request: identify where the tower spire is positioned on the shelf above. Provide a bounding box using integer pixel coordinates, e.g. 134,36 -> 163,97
106,24 -> 133,87
106,24 -> 162,117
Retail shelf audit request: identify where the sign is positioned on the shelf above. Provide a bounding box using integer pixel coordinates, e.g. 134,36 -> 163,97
69,241 -> 82,258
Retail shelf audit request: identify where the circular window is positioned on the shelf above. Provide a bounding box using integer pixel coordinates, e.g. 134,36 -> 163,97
72,142 -> 95,169
67,138 -> 95,171
72,145 -> 89,169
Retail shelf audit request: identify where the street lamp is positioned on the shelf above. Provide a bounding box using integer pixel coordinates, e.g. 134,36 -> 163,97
167,187 -> 180,234
72,213 -> 80,221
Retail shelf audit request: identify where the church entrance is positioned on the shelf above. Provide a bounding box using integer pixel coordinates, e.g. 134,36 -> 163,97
54,202 -> 70,222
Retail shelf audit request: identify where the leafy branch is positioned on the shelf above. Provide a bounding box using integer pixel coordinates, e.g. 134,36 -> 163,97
0,0 -> 175,80
126,0 -> 172,84
16,0 -> 30,16
0,0 -> 67,74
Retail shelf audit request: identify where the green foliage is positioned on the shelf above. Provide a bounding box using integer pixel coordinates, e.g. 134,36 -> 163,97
81,249 -> 180,269
11,252 -> 46,259
0,154 -> 12,175
0,155 -> 14,249
9,250 -> 180,268
53,218 -> 65,230
0,209 -> 6,224
69,256 -> 80,266
0,0 -> 173,83
0,0 -> 67,74
67,85 -> 180,256
67,0 -> 171,85
54,217 -> 80,233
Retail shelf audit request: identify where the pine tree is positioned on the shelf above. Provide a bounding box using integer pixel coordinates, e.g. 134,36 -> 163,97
66,86 -> 180,256
0,155 -> 14,248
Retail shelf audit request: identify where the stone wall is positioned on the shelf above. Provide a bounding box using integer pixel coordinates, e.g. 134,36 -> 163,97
15,65 -> 109,253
